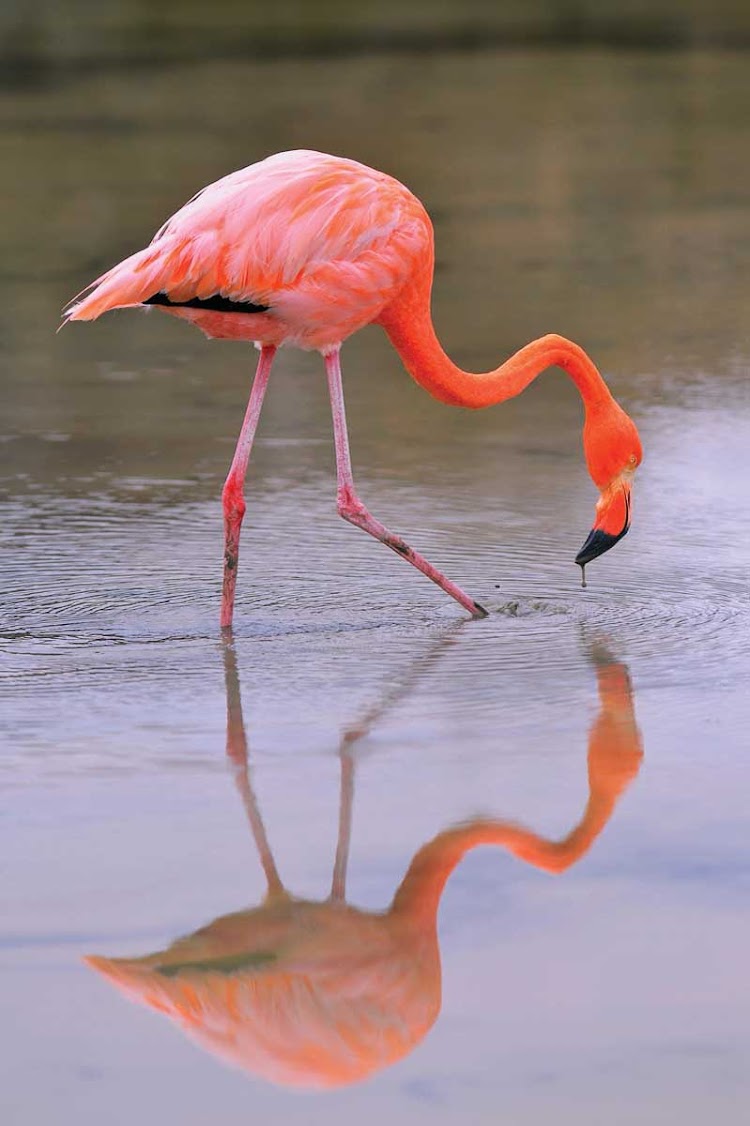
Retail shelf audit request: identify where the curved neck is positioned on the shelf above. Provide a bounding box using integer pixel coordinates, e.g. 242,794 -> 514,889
378,273 -> 614,412
390,657 -> 642,929
389,795 -> 618,929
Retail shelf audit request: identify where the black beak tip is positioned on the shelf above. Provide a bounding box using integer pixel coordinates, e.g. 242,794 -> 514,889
575,526 -> 628,567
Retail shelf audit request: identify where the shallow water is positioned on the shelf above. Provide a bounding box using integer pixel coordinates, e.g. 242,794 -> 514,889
2,41 -> 750,1126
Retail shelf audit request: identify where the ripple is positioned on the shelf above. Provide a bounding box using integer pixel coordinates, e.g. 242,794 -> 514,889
2,477 -> 749,691
471,571 -> 749,684
2,476 -> 748,785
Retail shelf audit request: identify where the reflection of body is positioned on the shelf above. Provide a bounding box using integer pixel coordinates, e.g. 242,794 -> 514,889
87,642 -> 642,1090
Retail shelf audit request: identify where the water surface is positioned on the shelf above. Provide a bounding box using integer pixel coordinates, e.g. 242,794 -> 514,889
2,42 -> 750,1126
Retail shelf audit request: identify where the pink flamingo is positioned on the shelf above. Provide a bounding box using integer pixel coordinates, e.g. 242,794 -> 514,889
65,150 -> 643,627
84,640 -> 643,1090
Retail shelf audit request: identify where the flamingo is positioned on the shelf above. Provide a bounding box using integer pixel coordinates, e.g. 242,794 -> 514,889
85,638 -> 643,1089
65,150 -> 643,627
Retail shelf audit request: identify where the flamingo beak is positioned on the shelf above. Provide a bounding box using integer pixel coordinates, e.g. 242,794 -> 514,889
575,479 -> 632,568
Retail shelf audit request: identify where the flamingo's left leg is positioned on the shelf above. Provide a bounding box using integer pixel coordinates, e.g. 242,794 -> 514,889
221,345 -> 277,629
324,347 -> 487,619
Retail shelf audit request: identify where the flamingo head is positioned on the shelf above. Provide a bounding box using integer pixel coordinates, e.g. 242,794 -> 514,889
576,401 -> 642,571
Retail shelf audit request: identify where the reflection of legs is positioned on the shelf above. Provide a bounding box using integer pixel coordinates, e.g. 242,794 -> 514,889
329,628 -> 466,902
221,345 -> 277,630
222,639 -> 284,896
324,347 -> 487,619
330,750 -> 355,902
223,626 -> 466,905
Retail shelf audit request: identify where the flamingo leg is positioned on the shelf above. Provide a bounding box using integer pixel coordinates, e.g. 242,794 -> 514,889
324,348 -> 487,619
221,345 -> 277,629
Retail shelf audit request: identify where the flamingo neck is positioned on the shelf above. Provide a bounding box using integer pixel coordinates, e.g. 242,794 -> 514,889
389,803 -> 615,928
378,275 -> 614,413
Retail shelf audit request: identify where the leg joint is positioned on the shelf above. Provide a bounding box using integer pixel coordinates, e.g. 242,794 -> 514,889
336,486 -> 367,523
222,480 -> 246,521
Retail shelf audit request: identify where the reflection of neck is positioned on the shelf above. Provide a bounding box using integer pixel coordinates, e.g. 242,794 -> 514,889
390,796 -> 614,927
392,658 -> 642,927
379,270 -> 614,411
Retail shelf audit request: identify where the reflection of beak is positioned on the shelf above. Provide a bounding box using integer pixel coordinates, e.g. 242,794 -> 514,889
575,480 -> 631,567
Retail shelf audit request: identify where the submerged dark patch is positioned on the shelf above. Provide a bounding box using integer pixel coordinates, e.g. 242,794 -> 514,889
145,292 -> 270,315
155,949 -> 277,977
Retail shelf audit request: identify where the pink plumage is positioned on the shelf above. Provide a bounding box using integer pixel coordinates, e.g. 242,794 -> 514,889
66,150 -> 431,351
65,149 -> 641,627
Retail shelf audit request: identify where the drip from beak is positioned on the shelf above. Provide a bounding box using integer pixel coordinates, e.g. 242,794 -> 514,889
576,480 -> 632,580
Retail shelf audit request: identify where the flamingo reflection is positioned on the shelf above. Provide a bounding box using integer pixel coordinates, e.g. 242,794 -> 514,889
86,640 -> 642,1089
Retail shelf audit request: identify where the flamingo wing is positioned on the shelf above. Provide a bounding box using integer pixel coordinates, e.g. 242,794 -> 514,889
65,151 -> 431,347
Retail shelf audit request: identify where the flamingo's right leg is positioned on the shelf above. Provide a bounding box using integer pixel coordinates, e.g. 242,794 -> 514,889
324,347 -> 487,619
221,345 -> 277,629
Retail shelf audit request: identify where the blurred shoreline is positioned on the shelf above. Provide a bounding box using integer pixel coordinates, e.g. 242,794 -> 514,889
4,1 -> 750,90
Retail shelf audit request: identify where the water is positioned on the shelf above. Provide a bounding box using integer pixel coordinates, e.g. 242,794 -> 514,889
2,41 -> 750,1126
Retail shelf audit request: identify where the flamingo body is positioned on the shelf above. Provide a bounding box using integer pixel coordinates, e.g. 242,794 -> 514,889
66,150 -> 642,626
68,151 -> 430,352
